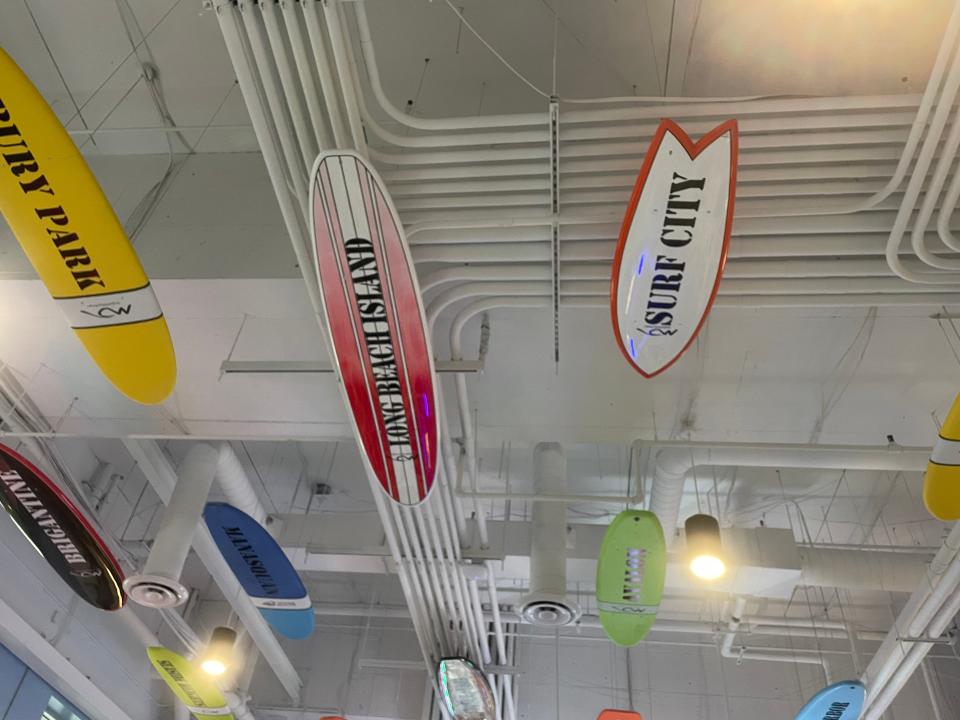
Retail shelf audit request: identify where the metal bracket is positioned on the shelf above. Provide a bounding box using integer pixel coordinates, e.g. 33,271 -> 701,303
897,634 -> 957,645
548,99 -> 560,368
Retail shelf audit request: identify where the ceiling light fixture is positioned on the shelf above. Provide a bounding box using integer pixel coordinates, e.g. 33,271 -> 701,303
685,514 -> 727,581
199,626 -> 237,678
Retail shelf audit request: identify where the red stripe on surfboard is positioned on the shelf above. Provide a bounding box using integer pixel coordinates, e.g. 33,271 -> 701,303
358,167 -> 427,502
315,162 -> 399,501
310,154 -> 436,504
371,182 -> 435,495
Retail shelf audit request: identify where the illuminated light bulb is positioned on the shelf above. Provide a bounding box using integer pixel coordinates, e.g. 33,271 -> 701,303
199,626 -> 237,678
200,658 -> 227,677
690,553 -> 727,581
684,513 -> 727,583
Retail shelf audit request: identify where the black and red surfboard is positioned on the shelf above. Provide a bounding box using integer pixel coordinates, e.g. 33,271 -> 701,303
0,443 -> 125,610
310,151 -> 438,505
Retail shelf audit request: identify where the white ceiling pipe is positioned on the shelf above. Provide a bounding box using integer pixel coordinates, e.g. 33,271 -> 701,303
485,562 -> 517,720
321,0 -> 368,153
719,597 -> 830,680
521,444 -> 577,623
215,442 -> 267,526
884,9 -> 960,281
351,2 -> 546,132
279,0 -> 333,149
390,504 -> 446,656
798,548 -> 930,593
862,582 -> 960,720
214,0 -> 323,317
259,0 -> 317,171
127,443 -> 220,607
559,115 -> 918,144
437,396 -> 471,543
906,42 -> 960,269
651,444 -> 928,547
239,3 -> 310,200
300,0 -> 350,147
859,524 -> 960,700
560,94 -> 927,126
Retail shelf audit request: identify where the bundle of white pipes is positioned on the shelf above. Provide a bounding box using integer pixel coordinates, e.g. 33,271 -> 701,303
211,5 -> 504,717
860,523 -> 960,719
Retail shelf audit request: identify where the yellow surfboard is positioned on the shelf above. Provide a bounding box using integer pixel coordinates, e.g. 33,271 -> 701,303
925,393 -> 960,521
0,48 -> 175,404
147,647 -> 234,720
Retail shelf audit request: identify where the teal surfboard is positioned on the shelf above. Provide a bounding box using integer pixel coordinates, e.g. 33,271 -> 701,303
795,681 -> 865,720
596,510 -> 666,646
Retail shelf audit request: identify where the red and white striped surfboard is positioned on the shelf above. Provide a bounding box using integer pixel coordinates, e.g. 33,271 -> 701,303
310,151 -> 438,505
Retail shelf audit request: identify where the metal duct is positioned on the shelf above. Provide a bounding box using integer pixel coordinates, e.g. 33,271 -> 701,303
518,443 -> 581,626
649,442 -> 929,546
799,548 -> 929,593
215,442 -> 267,525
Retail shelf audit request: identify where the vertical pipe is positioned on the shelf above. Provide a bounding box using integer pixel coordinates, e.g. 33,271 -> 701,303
486,563 -> 517,720
126,444 -> 219,608
528,443 -> 568,599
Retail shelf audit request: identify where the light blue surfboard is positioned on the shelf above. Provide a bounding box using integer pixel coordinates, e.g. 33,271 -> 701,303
795,681 -> 865,720
204,502 -> 314,639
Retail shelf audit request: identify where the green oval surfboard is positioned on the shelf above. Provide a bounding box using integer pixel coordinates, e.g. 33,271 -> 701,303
596,510 -> 667,646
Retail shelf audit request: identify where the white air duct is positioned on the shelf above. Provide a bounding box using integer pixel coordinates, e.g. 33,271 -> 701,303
649,443 -> 929,546
518,443 -> 581,626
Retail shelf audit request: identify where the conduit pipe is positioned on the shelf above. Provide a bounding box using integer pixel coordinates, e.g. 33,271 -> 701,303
214,0 -> 322,316
215,442 -> 267,525
861,523 -> 960,713
650,443 -> 929,546
218,0 -> 494,687
279,0 -> 333,149
486,562 -> 517,720
720,597 -> 831,681
259,0 -> 317,171
862,582 -> 960,720
321,0 -> 366,153
300,0 -> 350,147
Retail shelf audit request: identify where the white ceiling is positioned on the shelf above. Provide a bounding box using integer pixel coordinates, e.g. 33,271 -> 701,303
1,0 -> 960,719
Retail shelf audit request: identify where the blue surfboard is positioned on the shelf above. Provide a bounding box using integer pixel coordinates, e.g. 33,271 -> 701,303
204,502 -> 314,639
795,681 -> 865,720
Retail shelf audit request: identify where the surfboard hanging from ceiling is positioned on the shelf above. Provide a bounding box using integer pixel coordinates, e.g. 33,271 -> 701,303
596,510 -> 666,646
309,150 -> 438,506
924,392 -> 960,520
147,647 -> 235,720
204,502 -> 314,639
0,48 -> 176,405
610,119 -> 738,378
0,442 -> 125,610
794,680 -> 865,720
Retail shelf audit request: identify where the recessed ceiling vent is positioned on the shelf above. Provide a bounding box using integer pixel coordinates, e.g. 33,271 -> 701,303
518,443 -> 581,628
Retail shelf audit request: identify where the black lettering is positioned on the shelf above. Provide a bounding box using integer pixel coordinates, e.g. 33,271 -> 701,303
35,205 -> 69,226
3,149 -> 38,176
19,174 -> 54,195
71,269 -> 106,290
